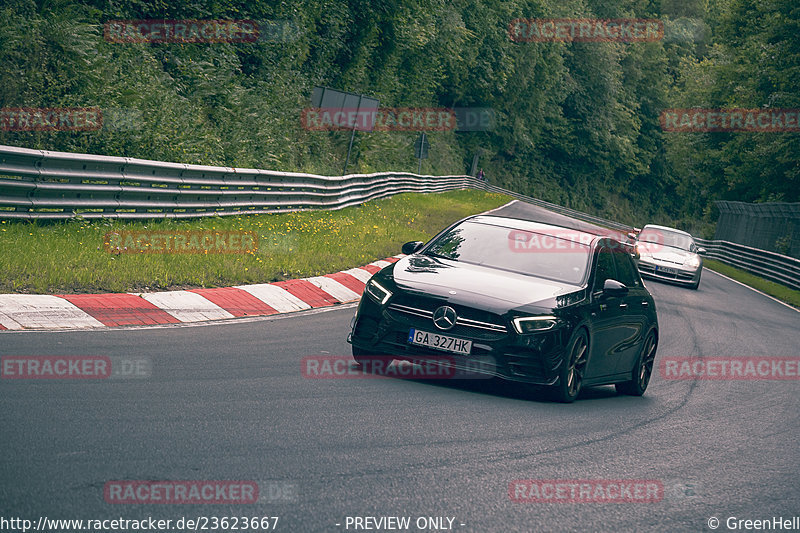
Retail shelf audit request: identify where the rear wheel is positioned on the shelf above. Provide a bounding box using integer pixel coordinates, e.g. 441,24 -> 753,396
616,330 -> 657,396
553,329 -> 589,403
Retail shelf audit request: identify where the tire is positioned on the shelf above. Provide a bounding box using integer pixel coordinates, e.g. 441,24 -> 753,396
352,345 -> 393,373
616,330 -> 657,396
690,274 -> 700,290
552,329 -> 589,403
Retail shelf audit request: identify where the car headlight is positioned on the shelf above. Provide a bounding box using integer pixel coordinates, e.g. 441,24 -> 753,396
684,255 -> 701,268
512,315 -> 558,335
365,279 -> 392,305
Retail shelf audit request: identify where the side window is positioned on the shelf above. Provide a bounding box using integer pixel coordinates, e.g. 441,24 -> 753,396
593,246 -> 616,292
613,248 -> 640,288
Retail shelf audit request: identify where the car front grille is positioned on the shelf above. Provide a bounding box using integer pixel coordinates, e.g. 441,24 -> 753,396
386,302 -> 507,341
388,303 -> 506,332
638,263 -> 695,281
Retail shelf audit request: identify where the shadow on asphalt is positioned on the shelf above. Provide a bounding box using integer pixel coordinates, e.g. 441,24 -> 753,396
352,361 -> 625,404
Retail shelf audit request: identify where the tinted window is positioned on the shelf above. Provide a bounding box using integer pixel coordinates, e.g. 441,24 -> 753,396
613,249 -> 640,287
593,246 -> 617,291
424,221 -> 591,284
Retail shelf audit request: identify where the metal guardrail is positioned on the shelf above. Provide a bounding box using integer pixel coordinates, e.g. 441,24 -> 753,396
0,145 -> 474,219
2,144 -> 797,290
695,238 -> 800,291
0,144 -> 633,232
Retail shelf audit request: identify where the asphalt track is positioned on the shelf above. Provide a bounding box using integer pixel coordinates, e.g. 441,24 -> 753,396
1,201 -> 799,533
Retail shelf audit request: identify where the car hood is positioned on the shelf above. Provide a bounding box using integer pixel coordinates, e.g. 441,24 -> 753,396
640,245 -> 690,264
391,255 -> 579,310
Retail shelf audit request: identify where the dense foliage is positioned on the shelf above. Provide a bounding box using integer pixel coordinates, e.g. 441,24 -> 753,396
1,0 -> 797,233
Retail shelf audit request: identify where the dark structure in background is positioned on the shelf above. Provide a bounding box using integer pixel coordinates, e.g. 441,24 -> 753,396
714,201 -> 800,259
310,86 -> 379,176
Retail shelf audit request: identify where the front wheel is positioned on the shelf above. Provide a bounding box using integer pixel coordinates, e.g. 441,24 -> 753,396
616,330 -> 657,396
552,329 -> 589,403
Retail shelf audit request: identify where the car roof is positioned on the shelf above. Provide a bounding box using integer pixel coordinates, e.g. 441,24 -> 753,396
467,215 -> 601,246
640,224 -> 693,237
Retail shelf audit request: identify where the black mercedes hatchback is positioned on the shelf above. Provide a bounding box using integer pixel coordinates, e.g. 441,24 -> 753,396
347,215 -> 659,402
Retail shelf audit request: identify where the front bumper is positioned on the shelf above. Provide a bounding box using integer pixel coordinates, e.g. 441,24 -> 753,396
348,296 -> 567,386
637,259 -> 701,285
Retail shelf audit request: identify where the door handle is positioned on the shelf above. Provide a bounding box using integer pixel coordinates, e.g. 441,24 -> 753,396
619,303 -> 628,309
641,301 -> 649,307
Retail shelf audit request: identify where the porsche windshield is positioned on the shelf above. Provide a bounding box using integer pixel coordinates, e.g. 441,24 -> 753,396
639,229 -> 694,251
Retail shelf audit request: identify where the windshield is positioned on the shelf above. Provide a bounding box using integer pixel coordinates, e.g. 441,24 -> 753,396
638,229 -> 694,251
424,221 -> 590,285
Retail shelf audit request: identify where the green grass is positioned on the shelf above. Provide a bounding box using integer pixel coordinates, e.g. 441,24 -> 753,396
0,190 -> 510,294
704,259 -> 800,309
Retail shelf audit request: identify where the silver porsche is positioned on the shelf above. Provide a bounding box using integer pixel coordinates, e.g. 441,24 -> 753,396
635,224 -> 705,290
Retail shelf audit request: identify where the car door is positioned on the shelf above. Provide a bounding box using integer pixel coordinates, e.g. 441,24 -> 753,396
585,244 -> 627,379
611,248 -> 650,375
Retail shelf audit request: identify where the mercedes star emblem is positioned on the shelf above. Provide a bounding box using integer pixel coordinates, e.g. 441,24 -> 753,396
432,306 -> 458,331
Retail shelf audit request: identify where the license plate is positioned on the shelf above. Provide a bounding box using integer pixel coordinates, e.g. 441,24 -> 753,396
408,328 -> 472,355
655,265 -> 678,275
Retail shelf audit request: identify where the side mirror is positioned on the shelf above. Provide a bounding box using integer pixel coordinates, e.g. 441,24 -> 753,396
697,247 -> 706,254
401,241 -> 424,255
603,279 -> 629,297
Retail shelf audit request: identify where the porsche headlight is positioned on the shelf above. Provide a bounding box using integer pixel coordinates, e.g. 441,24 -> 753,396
684,254 -> 701,268
365,279 -> 392,305
512,315 -> 558,335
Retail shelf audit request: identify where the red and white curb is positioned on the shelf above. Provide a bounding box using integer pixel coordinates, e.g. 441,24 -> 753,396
0,256 -> 402,330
